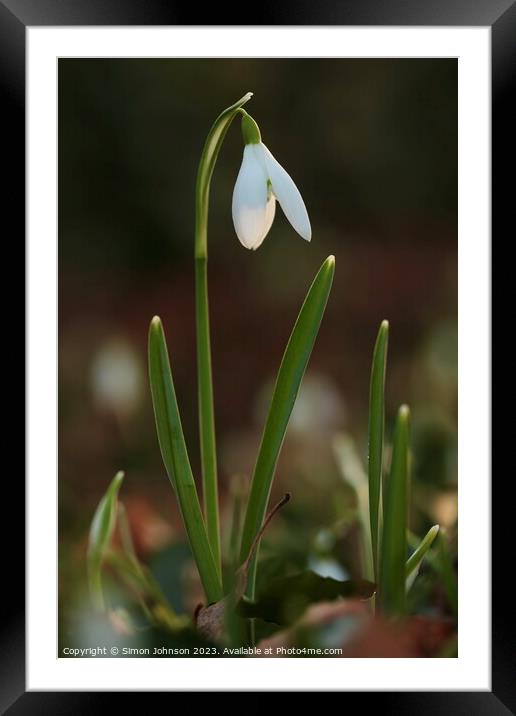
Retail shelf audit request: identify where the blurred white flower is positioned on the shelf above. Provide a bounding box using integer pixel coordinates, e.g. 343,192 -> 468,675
308,556 -> 348,581
91,338 -> 143,420
232,112 -> 311,250
289,374 -> 345,435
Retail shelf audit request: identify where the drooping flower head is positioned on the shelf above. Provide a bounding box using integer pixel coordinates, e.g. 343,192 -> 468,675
232,112 -> 312,250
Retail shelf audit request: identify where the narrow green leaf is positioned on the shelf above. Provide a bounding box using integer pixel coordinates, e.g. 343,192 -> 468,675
194,92 -> 253,574
148,316 -> 223,604
368,320 -> 389,579
379,404 -> 410,616
409,527 -> 457,617
406,524 -> 440,592
239,255 -> 335,597
117,502 -> 142,572
87,470 -> 124,611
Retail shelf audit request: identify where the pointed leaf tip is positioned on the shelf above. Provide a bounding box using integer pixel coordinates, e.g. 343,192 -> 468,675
406,524 -> 440,592
399,404 -> 410,420
324,255 -> 336,274
150,316 -> 163,338
87,470 -> 125,610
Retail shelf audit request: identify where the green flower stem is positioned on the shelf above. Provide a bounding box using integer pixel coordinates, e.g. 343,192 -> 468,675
194,257 -> 220,573
194,92 -> 253,575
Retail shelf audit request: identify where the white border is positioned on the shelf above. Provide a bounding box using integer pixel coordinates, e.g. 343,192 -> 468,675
27,27 -> 490,691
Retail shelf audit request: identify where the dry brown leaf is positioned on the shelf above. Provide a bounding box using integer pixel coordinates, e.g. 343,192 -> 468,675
196,494 -> 291,642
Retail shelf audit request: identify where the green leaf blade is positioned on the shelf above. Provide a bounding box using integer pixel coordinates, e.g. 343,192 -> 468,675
379,404 -> 410,616
148,316 -> 223,604
87,470 -> 124,610
406,524 -> 440,592
368,320 -> 389,579
239,255 -> 335,597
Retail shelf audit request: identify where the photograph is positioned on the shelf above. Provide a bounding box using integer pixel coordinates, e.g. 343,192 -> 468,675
0,0 -> 505,702
58,57 -> 458,659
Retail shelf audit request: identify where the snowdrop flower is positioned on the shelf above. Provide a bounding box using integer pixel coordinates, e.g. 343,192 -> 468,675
232,112 -> 311,250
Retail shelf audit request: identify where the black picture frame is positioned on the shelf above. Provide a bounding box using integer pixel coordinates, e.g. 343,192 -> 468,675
3,0 -> 511,710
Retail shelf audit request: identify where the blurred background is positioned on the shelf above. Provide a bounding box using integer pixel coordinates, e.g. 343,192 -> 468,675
59,59 -> 457,648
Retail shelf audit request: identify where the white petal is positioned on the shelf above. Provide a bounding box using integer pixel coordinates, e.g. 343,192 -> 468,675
232,145 -> 269,250
256,143 -> 312,241
251,194 -> 276,250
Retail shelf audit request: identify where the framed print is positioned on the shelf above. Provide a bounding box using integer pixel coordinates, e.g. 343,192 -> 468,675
2,0 -> 512,708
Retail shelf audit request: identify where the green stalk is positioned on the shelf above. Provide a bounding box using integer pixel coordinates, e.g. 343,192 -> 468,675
239,255 -> 335,599
368,320 -> 388,580
148,316 -> 223,603
379,404 -> 410,617
194,92 -> 253,574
